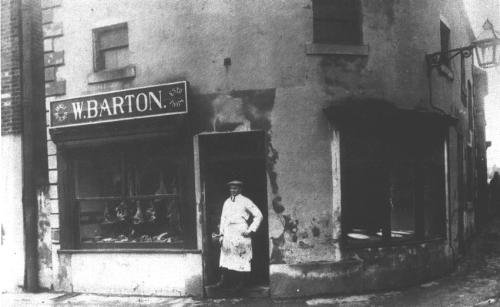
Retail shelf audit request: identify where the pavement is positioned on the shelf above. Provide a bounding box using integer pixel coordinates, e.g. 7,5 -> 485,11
2,218 -> 500,306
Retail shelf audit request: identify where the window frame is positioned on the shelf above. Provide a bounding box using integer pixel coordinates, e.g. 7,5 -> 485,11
339,123 -> 447,249
59,139 -> 194,250
92,22 -> 129,72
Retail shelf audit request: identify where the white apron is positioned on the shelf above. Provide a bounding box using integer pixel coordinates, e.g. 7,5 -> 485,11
219,194 -> 263,272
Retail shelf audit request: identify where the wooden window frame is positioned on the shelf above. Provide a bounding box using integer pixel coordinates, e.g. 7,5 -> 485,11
339,126 -> 447,248
92,22 -> 129,72
58,136 -> 196,251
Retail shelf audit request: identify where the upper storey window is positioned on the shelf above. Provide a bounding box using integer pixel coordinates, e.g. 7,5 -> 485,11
312,0 -> 362,45
93,23 -> 129,71
440,21 -> 451,67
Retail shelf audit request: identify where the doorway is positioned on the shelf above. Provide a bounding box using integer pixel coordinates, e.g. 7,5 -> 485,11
196,131 -> 269,297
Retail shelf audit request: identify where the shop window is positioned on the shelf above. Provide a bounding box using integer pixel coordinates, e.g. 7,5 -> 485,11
341,125 -> 446,246
312,0 -> 362,45
93,23 -> 129,71
71,142 -> 189,248
440,21 -> 451,67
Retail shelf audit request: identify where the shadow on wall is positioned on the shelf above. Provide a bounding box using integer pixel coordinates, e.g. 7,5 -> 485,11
205,89 -> 275,133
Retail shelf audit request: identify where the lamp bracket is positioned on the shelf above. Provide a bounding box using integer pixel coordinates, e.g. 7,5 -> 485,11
426,45 -> 474,68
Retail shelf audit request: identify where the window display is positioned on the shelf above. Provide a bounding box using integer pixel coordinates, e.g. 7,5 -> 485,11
341,125 -> 446,246
72,144 -> 186,248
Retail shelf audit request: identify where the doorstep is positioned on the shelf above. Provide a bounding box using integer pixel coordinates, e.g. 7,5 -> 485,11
205,285 -> 270,298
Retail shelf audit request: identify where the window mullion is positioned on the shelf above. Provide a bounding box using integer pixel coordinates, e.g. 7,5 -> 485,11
121,151 -> 126,199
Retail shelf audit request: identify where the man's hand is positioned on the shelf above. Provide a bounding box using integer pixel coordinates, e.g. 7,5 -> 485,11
242,230 -> 253,238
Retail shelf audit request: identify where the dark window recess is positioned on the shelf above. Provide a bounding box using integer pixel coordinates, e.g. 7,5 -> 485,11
341,125 -> 446,246
93,23 -> 129,71
313,0 -> 362,45
467,81 -> 474,130
440,21 -> 451,67
461,56 -> 467,106
466,146 -> 474,202
466,80 -> 475,201
71,142 -> 189,248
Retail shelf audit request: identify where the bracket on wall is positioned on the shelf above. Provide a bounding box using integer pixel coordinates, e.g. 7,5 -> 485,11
425,45 -> 474,68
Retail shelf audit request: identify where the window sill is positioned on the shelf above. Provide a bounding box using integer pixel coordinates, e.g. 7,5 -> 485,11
305,43 -> 369,56
342,237 -> 445,250
58,248 -> 201,254
437,64 -> 454,81
87,65 -> 136,84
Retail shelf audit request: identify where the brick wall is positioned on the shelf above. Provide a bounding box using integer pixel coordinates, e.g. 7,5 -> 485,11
1,0 -> 47,152
1,0 -> 22,135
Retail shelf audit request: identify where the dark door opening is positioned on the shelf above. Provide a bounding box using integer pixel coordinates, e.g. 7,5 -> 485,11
197,131 -> 269,297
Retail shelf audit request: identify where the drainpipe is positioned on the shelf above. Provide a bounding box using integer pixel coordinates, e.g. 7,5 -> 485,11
19,0 -> 47,292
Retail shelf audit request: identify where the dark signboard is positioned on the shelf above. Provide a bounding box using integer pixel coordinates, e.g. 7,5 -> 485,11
49,81 -> 188,128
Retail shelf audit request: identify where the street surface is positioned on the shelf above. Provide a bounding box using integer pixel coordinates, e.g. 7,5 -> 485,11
2,218 -> 500,306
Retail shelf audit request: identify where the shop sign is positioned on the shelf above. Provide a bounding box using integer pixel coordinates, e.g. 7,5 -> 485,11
50,81 -> 188,128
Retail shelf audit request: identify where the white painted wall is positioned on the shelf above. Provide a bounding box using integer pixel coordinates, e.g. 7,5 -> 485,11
64,252 -> 203,296
0,135 -> 25,292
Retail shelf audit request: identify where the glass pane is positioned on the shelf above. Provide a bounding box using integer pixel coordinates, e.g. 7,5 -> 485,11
389,162 -> 416,240
75,143 -> 187,248
342,131 -> 389,244
313,0 -> 360,20
103,48 -> 128,70
422,142 -> 446,238
313,19 -> 361,44
98,26 -> 128,50
126,151 -> 180,196
74,153 -> 121,198
79,197 -> 184,245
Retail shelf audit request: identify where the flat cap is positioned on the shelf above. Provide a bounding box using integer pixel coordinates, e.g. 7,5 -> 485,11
226,180 -> 244,186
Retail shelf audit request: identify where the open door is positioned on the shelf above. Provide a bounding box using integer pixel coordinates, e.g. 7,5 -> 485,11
194,131 -> 269,297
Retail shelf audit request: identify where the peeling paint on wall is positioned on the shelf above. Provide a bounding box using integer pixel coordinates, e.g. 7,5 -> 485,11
37,187 -> 52,289
270,240 -> 453,297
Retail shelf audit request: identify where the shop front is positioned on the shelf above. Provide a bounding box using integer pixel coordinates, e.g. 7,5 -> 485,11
48,81 -> 460,298
49,81 -> 202,296
49,82 -> 271,297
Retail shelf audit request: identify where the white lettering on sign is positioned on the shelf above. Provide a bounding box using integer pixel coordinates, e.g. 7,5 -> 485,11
72,101 -> 84,120
149,90 -> 162,110
112,96 -> 125,115
50,81 -> 188,128
125,94 -> 134,113
136,93 -> 148,112
88,99 -> 98,118
100,98 -> 112,117
72,90 -> 169,119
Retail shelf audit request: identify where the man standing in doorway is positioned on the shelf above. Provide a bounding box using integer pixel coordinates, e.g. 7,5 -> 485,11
215,180 -> 263,292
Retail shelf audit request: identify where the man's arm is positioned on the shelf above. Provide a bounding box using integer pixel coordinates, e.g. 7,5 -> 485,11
246,200 -> 263,233
219,200 -> 228,235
